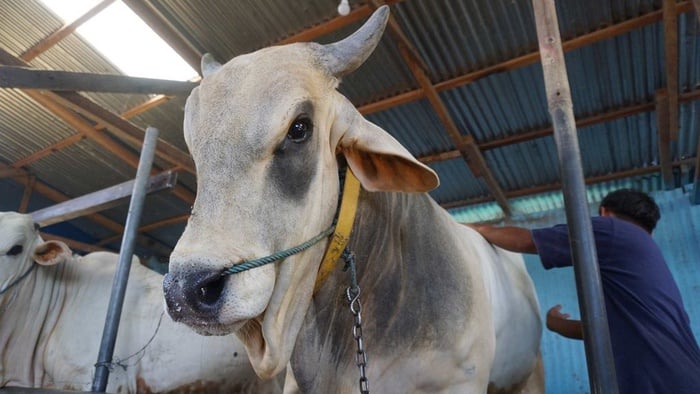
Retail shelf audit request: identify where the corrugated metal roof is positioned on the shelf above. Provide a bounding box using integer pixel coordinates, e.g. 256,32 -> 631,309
366,99 -> 455,155
0,89 -> 75,161
0,1 -> 59,56
395,0 -> 539,79
26,139 -> 137,197
1,1 -> 699,388
0,0 -> 698,260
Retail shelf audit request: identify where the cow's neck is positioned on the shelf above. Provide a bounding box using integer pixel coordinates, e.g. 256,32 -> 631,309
294,190 -> 473,392
0,262 -> 69,387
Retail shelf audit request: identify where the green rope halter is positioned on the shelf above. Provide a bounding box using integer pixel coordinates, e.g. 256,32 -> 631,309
219,163 -> 351,277
220,225 -> 335,276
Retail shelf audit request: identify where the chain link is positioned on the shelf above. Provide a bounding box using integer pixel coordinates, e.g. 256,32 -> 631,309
346,285 -> 369,393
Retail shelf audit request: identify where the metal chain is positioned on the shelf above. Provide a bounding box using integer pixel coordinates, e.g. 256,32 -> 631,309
344,249 -> 369,394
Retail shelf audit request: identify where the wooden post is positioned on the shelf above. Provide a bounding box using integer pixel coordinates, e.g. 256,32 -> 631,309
531,1 -> 618,393
655,90 -> 675,189
693,0 -> 700,203
663,0 -> 679,141
18,176 -> 36,213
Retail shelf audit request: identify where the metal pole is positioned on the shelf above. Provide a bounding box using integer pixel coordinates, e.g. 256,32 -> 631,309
92,127 -> 159,392
531,1 -> 618,393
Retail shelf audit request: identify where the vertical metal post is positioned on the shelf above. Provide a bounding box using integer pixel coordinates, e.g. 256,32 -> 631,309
92,127 -> 159,392
531,1 -> 618,393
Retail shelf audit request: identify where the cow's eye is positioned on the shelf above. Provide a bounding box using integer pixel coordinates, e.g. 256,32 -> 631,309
6,245 -> 23,256
287,117 -> 312,143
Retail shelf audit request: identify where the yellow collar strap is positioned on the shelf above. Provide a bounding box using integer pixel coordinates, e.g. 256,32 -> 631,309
314,167 -> 361,293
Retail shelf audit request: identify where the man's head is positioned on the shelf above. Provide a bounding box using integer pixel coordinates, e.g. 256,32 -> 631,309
598,189 -> 660,233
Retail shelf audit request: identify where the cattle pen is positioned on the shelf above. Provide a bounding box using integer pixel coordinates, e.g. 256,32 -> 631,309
1,0 -> 700,393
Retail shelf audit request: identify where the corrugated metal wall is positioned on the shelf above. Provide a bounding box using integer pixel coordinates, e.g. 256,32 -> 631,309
492,186 -> 700,393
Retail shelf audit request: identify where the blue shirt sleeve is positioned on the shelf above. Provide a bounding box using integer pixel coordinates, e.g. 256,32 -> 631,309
531,223 -> 573,269
531,217 -> 615,269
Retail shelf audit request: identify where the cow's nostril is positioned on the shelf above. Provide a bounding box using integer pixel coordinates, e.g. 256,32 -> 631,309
165,270 -> 227,319
196,274 -> 226,307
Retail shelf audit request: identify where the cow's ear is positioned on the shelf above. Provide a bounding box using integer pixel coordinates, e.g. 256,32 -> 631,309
32,240 -> 72,266
333,106 -> 439,193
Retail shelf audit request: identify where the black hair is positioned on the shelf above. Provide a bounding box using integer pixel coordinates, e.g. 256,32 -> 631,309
599,189 -> 660,233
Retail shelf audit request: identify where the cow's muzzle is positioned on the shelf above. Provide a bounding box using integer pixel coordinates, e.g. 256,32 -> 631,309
163,270 -> 227,322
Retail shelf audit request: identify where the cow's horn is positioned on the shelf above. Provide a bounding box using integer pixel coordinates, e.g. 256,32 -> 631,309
322,5 -> 389,77
201,53 -> 222,78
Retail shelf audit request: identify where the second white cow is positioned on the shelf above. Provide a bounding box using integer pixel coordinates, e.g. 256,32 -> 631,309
0,211 -> 282,393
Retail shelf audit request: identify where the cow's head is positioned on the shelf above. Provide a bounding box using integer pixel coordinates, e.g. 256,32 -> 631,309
164,6 -> 438,378
0,212 -> 73,293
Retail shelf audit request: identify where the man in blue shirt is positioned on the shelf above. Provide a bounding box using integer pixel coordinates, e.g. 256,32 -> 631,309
470,189 -> 700,393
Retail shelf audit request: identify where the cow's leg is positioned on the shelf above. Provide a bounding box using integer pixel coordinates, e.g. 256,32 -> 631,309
486,352 -> 545,394
519,352 -> 545,394
282,363 -> 300,394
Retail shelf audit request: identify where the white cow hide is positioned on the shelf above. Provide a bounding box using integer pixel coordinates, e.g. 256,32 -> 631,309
164,6 -> 543,393
0,211 -> 283,393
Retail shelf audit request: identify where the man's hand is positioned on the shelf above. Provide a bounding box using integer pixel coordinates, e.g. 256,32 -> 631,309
546,304 -> 570,330
545,304 -> 584,340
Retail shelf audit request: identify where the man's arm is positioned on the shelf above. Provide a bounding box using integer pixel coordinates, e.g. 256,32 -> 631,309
546,305 -> 584,340
468,224 -> 538,254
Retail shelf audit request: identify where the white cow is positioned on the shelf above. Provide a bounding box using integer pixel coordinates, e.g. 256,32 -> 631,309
164,6 -> 543,393
0,211 -> 283,393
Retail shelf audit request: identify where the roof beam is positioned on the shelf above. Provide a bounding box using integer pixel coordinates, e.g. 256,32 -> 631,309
21,0 -> 689,174
442,157 -> 696,209
2,164 -> 173,257
21,0 -> 115,62
0,66 -> 198,95
0,167 -> 27,178
30,171 -> 177,227
120,94 -> 173,118
358,1 -> 695,114
18,176 -> 36,213
18,88 -> 196,204
11,90 -> 196,205
46,91 -> 196,174
418,88 -> 700,164
0,48 -> 200,250
11,95 -> 173,168
371,0 -> 511,215
0,48 -> 196,176
663,0 -> 680,141
655,90 -> 675,189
